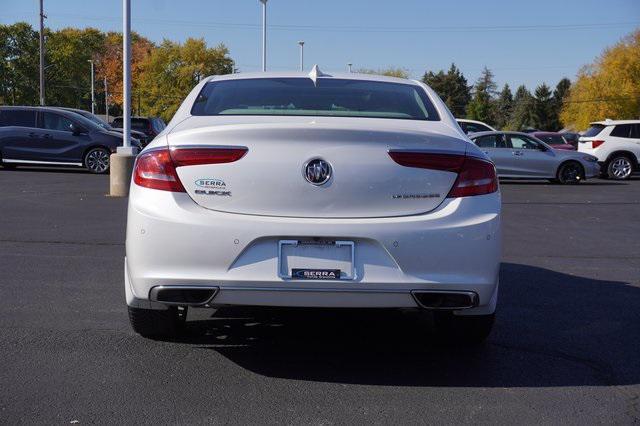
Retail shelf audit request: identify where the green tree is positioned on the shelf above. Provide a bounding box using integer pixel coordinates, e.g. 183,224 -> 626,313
494,84 -> 513,129
552,77 -> 571,129
356,67 -> 410,79
561,30 -> 640,129
45,27 -> 106,109
422,63 -> 471,117
532,83 -> 556,130
0,23 -> 40,105
466,66 -> 497,125
137,38 -> 234,121
507,85 -> 534,130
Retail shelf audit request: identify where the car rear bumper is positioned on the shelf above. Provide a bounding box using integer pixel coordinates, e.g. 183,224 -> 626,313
125,185 -> 501,315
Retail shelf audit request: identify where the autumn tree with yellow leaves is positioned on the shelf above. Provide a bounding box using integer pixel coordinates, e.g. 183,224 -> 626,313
561,30 -> 640,130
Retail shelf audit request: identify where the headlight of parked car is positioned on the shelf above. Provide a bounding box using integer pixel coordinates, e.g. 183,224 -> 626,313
582,155 -> 598,162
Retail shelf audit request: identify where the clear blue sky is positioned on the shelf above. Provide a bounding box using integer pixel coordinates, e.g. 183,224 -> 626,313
3,0 -> 639,90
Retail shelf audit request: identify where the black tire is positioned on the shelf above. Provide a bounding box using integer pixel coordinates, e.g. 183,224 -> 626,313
555,161 -> 584,184
127,306 -> 186,339
84,147 -> 111,174
606,155 -> 634,180
433,311 -> 495,344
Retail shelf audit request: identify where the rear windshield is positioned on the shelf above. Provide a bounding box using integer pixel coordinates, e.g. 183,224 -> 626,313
191,78 -> 440,121
536,135 -> 566,145
112,118 -> 149,131
583,124 -> 606,137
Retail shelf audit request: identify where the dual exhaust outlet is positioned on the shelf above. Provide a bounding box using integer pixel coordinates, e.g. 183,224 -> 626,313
149,286 -> 478,310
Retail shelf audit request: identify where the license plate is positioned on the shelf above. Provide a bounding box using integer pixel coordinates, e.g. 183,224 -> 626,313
278,240 -> 356,280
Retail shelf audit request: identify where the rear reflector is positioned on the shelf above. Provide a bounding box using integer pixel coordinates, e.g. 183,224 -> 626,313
388,150 -> 497,198
133,147 -> 247,192
591,140 -> 605,149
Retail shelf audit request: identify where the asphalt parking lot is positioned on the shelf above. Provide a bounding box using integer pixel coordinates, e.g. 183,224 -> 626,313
1,167 -> 639,424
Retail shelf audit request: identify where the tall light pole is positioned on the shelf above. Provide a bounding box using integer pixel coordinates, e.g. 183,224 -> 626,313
110,0 -> 136,197
122,0 -> 131,149
39,0 -> 46,106
298,41 -> 304,71
347,63 -> 353,73
88,60 -> 95,114
260,0 -> 267,71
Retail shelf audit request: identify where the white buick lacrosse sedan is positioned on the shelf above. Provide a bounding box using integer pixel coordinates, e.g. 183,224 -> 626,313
125,67 -> 501,342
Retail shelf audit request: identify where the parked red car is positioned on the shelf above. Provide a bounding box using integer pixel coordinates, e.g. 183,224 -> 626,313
532,132 -> 576,150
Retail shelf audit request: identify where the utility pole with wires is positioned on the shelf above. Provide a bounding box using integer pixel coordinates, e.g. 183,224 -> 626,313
104,77 -> 109,123
39,0 -> 46,106
88,60 -> 95,114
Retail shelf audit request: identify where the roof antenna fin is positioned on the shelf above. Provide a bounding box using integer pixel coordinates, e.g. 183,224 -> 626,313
308,65 -> 330,87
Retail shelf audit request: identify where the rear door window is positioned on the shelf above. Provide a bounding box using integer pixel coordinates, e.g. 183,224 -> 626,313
40,112 -> 73,132
131,119 -> 149,132
0,109 -> 37,127
474,134 -> 506,148
610,124 -> 633,138
509,135 -> 539,150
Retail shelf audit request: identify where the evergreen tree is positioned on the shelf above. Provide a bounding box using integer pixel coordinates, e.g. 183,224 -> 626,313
494,84 -> 513,129
422,63 -> 471,117
466,66 -> 497,125
532,83 -> 555,130
507,85 -> 534,130
553,78 -> 571,129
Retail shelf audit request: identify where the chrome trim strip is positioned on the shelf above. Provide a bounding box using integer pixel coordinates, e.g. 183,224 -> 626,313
410,290 -> 478,310
2,159 -> 83,166
148,285 -> 219,307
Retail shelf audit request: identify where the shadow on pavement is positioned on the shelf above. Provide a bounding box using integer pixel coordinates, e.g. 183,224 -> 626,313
173,263 -> 640,387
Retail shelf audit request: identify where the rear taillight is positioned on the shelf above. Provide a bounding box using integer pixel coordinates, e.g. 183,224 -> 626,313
171,147 -> 247,167
133,149 -> 185,192
448,157 -> 498,198
591,140 -> 605,148
133,147 -> 247,192
388,151 -> 497,198
388,151 -> 465,172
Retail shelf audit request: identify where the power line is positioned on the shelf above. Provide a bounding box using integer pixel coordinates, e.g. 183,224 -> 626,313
35,13 -> 640,34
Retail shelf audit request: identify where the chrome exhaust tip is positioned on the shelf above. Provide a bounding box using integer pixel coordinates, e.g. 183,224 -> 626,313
411,290 -> 478,310
149,286 -> 219,306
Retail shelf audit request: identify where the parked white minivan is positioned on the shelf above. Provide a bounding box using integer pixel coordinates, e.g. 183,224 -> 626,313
578,120 -> 640,180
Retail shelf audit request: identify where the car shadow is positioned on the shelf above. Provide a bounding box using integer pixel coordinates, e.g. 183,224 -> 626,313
0,166 -> 93,175
499,179 -> 628,186
171,263 -> 640,387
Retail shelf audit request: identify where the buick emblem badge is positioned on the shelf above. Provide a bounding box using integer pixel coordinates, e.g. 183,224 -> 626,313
303,158 -> 332,186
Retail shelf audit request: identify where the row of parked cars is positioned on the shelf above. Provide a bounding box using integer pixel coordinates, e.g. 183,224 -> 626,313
0,105 -> 637,181
0,106 -> 165,173
457,118 -> 640,182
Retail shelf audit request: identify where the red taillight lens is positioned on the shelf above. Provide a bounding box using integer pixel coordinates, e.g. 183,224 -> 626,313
591,140 -> 605,148
448,157 -> 498,198
133,149 -> 185,192
171,147 -> 247,167
388,151 -> 498,198
133,147 -> 248,192
388,151 -> 465,172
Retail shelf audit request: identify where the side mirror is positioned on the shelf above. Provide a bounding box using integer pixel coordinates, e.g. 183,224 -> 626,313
70,123 -> 86,135
537,144 -> 548,152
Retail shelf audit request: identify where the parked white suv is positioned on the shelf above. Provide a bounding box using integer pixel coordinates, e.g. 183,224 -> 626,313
578,120 -> 640,180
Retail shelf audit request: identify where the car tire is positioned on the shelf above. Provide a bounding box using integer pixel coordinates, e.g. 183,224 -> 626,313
127,306 -> 187,339
84,147 -> 111,174
433,311 -> 495,344
555,161 -> 584,184
606,155 -> 634,180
